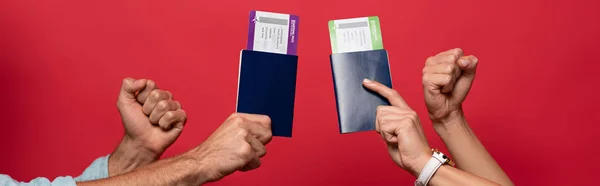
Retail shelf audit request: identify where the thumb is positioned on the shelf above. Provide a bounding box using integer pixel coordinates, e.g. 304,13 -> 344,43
119,77 -> 147,101
454,55 -> 478,99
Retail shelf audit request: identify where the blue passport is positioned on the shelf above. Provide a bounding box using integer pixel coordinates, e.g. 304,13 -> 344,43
330,49 -> 393,134
236,50 -> 298,137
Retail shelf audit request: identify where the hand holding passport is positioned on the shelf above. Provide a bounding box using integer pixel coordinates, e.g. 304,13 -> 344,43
236,11 -> 392,137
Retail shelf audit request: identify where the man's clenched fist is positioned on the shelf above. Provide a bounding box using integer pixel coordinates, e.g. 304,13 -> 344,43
109,78 -> 187,176
182,113 -> 272,183
422,48 -> 478,124
118,77 -> 187,156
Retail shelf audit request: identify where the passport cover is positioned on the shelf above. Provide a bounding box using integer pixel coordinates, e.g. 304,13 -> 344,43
236,50 -> 298,137
330,49 -> 393,133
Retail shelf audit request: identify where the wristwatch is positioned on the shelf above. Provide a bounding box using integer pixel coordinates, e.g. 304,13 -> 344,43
414,149 -> 455,186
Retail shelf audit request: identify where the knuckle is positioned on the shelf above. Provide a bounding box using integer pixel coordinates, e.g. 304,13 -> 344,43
249,160 -> 262,170
449,55 -> 457,62
228,113 -> 239,119
230,116 -> 245,126
265,131 -> 273,141
180,110 -> 187,119
377,106 -> 385,113
157,100 -> 169,109
453,48 -> 463,56
389,89 -> 399,97
164,111 -> 175,119
258,149 -> 267,157
236,128 -> 249,138
407,111 -> 419,122
381,120 -> 394,131
422,74 -> 430,84
142,105 -> 152,114
150,90 -> 162,100
444,75 -> 452,83
147,80 -> 155,87
426,56 -> 435,64
159,121 -> 170,129
446,64 -> 455,73
257,146 -> 267,156
261,115 -> 271,125
399,119 -> 412,128
238,143 -> 253,156
122,77 -> 132,84
178,120 -> 187,127
377,116 -> 389,124
440,66 -> 451,75
409,110 -> 418,117
377,106 -> 394,115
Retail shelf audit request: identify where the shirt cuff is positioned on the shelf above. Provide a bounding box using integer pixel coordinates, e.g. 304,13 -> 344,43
73,154 -> 110,182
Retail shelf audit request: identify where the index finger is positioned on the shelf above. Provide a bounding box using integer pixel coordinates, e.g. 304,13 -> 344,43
241,121 -> 273,144
435,48 -> 463,58
362,79 -> 410,109
232,113 -> 272,130
137,80 -> 158,104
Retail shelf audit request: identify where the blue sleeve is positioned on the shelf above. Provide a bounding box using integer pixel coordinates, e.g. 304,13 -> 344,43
0,174 -> 76,186
73,155 -> 110,182
0,155 -> 110,186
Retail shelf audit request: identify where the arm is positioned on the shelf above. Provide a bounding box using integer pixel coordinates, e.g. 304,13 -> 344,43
421,48 -> 513,185
363,79 -> 505,186
73,130 -> 158,182
428,165 -> 501,186
0,156 -> 205,186
433,112 -> 512,186
105,137 -> 156,177
0,152 -> 142,186
77,155 -> 209,186
81,113 -> 273,186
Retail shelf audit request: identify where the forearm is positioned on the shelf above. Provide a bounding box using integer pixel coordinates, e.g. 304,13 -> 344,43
78,155 -> 209,186
428,165 -> 501,186
108,136 -> 158,176
433,111 -> 513,185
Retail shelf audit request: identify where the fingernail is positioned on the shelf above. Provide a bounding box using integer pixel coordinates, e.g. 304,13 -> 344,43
363,78 -> 373,84
460,59 -> 470,67
471,56 -> 478,63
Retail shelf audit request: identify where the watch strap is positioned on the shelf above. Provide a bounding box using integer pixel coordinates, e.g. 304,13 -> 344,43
414,156 -> 444,186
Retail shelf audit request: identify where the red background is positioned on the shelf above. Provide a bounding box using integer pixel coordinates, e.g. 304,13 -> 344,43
1,0 -> 599,185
